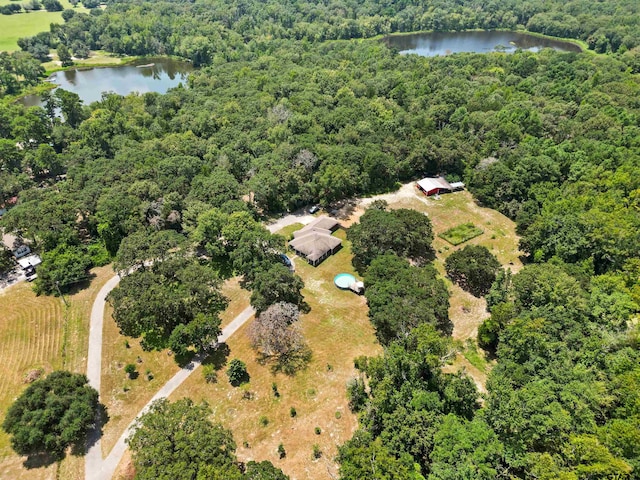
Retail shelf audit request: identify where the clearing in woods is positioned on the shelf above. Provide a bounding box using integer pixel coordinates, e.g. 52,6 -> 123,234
0,265 -> 113,480
0,0 -> 89,52
110,228 -> 381,480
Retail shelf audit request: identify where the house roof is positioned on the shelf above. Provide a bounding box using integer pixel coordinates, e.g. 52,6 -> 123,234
417,177 -> 452,192
289,232 -> 342,262
295,216 -> 340,236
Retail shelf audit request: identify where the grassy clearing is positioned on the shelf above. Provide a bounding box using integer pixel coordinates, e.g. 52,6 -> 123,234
439,222 -> 484,246
99,303 -> 181,456
162,229 -> 380,480
0,1 -> 88,52
0,264 -> 113,480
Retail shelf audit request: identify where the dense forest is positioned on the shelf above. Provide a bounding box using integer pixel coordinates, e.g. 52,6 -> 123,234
1,0 -> 639,478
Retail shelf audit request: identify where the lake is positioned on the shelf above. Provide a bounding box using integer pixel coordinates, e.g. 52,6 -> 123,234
384,31 -> 582,57
20,57 -> 193,108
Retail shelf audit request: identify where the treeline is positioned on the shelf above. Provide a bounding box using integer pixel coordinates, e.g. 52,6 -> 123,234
13,0 -> 640,68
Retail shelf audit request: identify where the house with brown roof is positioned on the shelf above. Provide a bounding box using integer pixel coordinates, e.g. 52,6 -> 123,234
289,216 -> 342,266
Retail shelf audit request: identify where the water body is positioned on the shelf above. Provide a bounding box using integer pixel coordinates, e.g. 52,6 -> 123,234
20,57 -> 193,108
384,31 -> 582,57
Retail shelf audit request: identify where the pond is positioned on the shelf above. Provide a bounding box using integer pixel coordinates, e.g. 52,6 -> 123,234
20,57 -> 193,108
384,31 -> 582,57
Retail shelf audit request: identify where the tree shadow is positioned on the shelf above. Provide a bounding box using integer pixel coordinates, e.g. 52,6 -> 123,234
64,272 -> 97,296
80,403 -> 109,456
229,371 -> 250,387
257,346 -> 312,376
23,451 -> 61,469
202,343 -> 230,371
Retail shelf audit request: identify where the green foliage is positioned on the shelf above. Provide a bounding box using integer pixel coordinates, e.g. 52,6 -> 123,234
249,264 -> 307,314
226,358 -> 248,386
124,363 -> 136,378
428,415 -> 504,480
245,460 -> 289,479
364,254 -> 450,343
2,371 -> 99,458
338,431 -> 425,480
438,223 -> 484,246
34,243 -> 93,295
445,245 -> 501,297
348,208 -> 434,273
127,398 -> 244,480
107,257 -> 226,353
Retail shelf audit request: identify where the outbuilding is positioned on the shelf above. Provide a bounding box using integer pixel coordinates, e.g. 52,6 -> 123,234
416,177 -> 465,196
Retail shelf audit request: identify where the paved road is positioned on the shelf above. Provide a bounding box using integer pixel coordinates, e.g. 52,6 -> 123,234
83,211 -> 317,479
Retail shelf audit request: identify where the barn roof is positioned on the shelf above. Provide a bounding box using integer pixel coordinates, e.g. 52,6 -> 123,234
417,177 -> 452,192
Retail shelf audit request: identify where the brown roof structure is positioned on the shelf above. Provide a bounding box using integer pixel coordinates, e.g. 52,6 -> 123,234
289,216 -> 342,266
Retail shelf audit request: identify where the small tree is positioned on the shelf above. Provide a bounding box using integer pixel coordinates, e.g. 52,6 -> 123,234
2,371 -> 100,459
226,359 -> 248,386
57,43 -> 73,67
445,245 -> 501,297
277,443 -> 286,459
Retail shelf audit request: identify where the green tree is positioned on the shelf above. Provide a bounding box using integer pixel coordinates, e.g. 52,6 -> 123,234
245,460 -> 290,480
2,371 -> 100,458
226,359 -> 249,386
445,245 -> 501,297
127,398 -> 243,480
249,263 -> 307,314
57,44 -> 73,67
428,415 -> 504,480
338,431 -> 425,480
348,207 -> 434,273
34,243 -> 93,295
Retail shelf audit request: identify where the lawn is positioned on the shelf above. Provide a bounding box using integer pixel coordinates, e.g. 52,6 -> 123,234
439,222 -> 484,246
152,229 -> 381,480
0,264 -> 113,480
0,1 -> 88,52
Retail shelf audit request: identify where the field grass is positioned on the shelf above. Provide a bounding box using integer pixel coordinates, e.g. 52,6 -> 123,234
0,1 -> 88,52
0,264 -> 114,480
153,229 -> 381,480
439,222 -> 484,246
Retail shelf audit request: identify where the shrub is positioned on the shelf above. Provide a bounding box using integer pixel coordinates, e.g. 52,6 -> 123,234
259,416 -> 269,427
312,444 -> 322,459
315,427 -> 321,435
278,443 -> 286,459
290,406 -> 297,418
226,359 -> 248,386
124,363 -> 137,378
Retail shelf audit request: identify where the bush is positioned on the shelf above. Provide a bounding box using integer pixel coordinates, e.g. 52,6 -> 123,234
312,444 -> 322,459
278,443 -> 286,459
259,416 -> 269,427
125,363 -> 137,378
315,427 -> 321,435
290,406 -> 297,417
42,0 -> 62,11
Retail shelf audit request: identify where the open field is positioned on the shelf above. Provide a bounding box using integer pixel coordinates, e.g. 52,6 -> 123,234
0,264 -> 113,480
0,1 -> 88,52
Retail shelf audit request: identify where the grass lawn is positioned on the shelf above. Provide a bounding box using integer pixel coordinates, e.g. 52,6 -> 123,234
439,222 -> 484,246
158,229 -> 381,480
0,264 -> 113,480
0,2 -> 88,52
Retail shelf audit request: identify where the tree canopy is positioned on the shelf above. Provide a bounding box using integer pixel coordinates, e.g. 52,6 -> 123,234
2,371 -> 100,459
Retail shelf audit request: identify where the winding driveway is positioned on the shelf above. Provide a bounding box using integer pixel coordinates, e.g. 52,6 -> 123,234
84,214 -> 310,480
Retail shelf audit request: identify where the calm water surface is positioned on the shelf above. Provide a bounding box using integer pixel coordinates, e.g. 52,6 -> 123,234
20,57 -> 193,107
385,31 -> 582,57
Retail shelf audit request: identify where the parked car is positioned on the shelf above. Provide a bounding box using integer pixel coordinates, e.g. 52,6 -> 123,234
309,205 -> 320,214
279,254 -> 294,271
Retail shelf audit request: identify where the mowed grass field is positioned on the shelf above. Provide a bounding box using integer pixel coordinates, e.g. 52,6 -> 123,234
0,264 -> 114,480
0,1 -> 88,52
